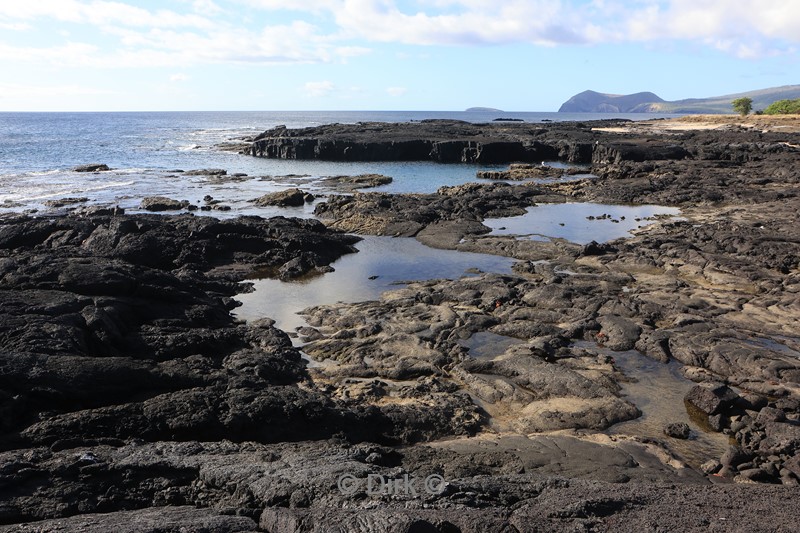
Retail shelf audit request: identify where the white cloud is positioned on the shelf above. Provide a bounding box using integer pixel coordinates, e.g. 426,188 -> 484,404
386,86 -> 407,97
1,0 -> 798,72
0,19 -> 357,68
326,0 -> 800,54
303,80 -> 335,97
170,73 -> 189,82
108,20 -> 334,64
608,0 -> 800,56
328,0 -> 573,46
243,0 -> 800,57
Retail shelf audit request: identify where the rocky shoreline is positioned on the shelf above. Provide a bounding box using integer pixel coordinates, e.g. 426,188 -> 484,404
1,117 -> 800,531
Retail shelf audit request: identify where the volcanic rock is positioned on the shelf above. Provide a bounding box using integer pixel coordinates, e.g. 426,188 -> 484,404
253,188 -> 311,207
140,196 -> 192,211
684,384 -> 740,416
73,164 -> 110,172
664,423 -> 691,439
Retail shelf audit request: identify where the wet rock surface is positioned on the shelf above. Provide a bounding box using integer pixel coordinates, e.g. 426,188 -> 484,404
42,197 -> 89,208
140,196 -> 193,212
477,162 -> 580,181
300,272 -> 642,434
321,173 -> 393,191
3,118 -> 800,530
253,188 -> 313,207
72,164 -> 110,173
665,422 -> 691,439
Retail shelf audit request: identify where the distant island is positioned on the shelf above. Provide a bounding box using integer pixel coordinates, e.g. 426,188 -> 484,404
465,107 -> 504,112
559,85 -> 800,114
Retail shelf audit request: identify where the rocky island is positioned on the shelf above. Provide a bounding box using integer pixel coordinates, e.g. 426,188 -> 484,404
1,115 -> 800,532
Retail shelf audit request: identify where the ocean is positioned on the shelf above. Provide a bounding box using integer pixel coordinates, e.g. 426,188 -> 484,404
0,110 -> 680,215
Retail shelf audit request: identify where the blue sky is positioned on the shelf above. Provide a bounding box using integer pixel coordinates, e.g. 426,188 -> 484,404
0,0 -> 798,111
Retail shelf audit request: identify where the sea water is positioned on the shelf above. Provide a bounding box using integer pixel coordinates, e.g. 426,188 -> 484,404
1,110 -> 681,214
484,203 -> 682,244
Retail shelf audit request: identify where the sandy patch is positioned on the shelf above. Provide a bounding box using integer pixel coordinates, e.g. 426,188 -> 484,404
594,114 -> 800,134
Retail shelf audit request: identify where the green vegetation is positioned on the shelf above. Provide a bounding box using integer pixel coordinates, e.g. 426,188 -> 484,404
763,98 -> 800,115
732,97 -> 753,116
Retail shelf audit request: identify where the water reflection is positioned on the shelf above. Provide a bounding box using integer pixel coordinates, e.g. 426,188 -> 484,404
573,341 -> 731,467
484,203 -> 681,244
234,236 -> 515,333
458,331 -> 525,360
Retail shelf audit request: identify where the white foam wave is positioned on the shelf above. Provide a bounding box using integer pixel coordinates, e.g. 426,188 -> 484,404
3,180 -> 137,202
28,169 -> 63,177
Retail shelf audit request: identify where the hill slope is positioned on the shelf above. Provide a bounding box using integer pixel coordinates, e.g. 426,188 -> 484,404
559,85 -> 800,114
559,90 -> 665,113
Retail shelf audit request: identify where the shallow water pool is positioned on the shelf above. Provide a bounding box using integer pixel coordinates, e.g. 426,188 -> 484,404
483,203 -> 681,244
234,236 -> 515,334
573,341 -> 731,467
458,331 -> 525,360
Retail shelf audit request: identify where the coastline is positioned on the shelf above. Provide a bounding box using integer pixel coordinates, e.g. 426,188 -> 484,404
1,115 -> 799,531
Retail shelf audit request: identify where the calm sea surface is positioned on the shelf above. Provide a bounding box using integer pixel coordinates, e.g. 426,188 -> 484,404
0,110 -> 681,213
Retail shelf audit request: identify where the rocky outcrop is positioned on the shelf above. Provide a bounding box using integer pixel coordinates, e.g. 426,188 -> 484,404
73,164 -> 110,172
245,118 -> 800,171
477,163 -> 568,181
322,173 -> 393,191
681,382 -> 800,483
0,211 -> 704,528
244,120 -> 638,164
314,181 -> 567,240
591,141 -> 690,164
140,196 -> 193,211
252,188 -> 313,207
0,214 -> 411,455
43,197 -> 89,208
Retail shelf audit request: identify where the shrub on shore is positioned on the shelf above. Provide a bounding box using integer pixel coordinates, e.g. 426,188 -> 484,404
763,98 -> 800,115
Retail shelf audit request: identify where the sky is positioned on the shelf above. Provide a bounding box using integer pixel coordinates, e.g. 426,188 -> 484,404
0,0 -> 798,112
